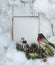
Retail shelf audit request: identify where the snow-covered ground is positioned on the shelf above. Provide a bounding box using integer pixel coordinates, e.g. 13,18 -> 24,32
0,0 -> 55,65
0,24 -> 55,65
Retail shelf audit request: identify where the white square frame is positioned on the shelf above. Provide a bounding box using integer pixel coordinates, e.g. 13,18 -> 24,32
12,16 -> 40,43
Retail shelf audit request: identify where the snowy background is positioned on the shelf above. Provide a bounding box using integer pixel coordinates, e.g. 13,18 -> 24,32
0,0 -> 55,65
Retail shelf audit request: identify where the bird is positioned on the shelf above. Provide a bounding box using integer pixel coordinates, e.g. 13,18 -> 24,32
37,33 -> 55,49
37,33 -> 55,56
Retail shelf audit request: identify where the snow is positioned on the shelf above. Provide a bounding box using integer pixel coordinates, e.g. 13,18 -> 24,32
0,25 -> 55,65
33,0 -> 55,37
33,0 -> 49,14
39,13 -> 53,38
33,0 -> 55,19
0,0 -> 55,65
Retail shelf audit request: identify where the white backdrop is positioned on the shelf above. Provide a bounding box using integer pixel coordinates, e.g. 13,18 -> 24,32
13,17 -> 39,43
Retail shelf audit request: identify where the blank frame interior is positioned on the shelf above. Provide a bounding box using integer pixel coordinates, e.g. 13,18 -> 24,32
13,16 -> 39,43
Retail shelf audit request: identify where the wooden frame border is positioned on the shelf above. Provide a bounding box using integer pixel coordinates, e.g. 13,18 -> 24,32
12,16 -> 40,41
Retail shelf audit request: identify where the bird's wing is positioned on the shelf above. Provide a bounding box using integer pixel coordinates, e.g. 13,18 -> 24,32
41,38 -> 48,44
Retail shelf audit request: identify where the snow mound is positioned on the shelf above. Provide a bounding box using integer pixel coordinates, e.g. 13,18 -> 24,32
33,0 -> 55,19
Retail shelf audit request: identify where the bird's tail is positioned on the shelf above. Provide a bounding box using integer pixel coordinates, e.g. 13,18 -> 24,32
48,42 -> 55,49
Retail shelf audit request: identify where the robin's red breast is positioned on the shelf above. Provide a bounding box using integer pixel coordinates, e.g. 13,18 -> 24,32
37,37 -> 41,44
37,33 -> 55,49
